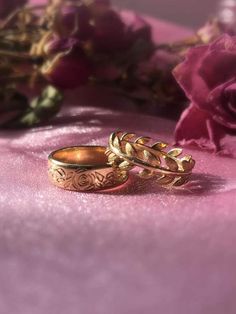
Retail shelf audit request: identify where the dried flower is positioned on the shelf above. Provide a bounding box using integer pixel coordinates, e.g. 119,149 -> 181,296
0,0 -> 183,128
54,3 -> 94,39
42,38 -> 92,89
93,9 -> 127,53
174,34 -> 236,157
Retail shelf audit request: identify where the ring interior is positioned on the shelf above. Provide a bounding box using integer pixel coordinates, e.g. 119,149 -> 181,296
51,146 -> 108,167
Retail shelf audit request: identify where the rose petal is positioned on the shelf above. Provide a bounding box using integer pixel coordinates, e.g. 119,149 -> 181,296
208,79 -> 236,129
216,131 -> 236,157
209,34 -> 236,51
174,34 -> 236,157
175,103 -> 225,152
225,83 -> 236,115
199,50 -> 236,89
173,45 -> 210,107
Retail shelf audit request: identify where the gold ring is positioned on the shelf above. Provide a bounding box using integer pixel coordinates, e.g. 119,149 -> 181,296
48,146 -> 129,191
106,131 -> 195,188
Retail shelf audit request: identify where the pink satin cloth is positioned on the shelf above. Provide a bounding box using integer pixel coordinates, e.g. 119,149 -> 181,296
1,13 -> 236,314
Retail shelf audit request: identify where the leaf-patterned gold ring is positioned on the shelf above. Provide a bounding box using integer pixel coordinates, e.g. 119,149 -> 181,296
48,146 -> 129,192
106,131 -> 195,188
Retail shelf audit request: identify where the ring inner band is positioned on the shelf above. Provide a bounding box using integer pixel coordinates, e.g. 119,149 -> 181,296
51,146 -> 108,167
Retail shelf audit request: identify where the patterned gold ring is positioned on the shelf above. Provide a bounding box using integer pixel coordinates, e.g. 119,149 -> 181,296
106,131 -> 196,188
48,146 -> 129,192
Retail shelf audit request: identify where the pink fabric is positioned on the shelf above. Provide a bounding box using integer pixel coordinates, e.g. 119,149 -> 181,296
1,13 -> 236,314
115,0 -> 218,27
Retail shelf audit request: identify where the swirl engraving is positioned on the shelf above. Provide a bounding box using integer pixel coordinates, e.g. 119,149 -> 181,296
48,163 -> 127,191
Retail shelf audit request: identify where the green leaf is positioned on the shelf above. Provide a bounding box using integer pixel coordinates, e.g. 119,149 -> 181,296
16,86 -> 63,127
18,110 -> 40,126
33,85 -> 63,119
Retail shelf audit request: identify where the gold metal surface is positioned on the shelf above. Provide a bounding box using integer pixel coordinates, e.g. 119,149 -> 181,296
106,131 -> 196,188
48,146 -> 128,192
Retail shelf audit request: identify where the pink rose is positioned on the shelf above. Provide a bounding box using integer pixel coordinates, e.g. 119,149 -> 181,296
174,34 -> 236,157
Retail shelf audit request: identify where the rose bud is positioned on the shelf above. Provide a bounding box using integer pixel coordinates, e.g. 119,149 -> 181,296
55,3 -> 93,39
42,38 -> 92,89
93,10 -> 127,53
0,0 -> 27,19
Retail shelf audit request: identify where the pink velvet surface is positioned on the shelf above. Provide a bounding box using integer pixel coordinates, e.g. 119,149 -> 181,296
1,13 -> 236,314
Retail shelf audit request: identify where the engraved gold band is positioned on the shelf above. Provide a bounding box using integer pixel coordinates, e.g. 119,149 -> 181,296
48,146 -> 129,192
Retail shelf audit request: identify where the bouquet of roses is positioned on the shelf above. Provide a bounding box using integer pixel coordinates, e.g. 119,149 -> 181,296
0,0 -> 158,127
0,0 -> 236,157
